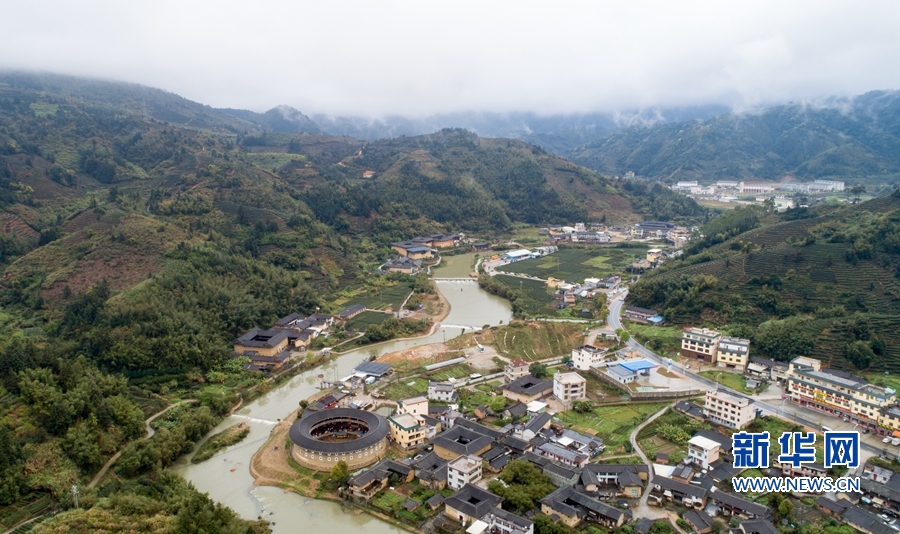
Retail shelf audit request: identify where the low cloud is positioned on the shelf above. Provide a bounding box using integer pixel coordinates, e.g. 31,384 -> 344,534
1,0 -> 898,117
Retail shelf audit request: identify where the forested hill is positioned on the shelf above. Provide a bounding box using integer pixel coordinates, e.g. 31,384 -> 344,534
627,192 -> 900,373
0,72 -> 708,525
570,91 -> 900,187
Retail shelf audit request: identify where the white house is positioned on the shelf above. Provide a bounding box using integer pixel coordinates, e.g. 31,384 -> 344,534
553,372 -> 586,402
448,455 -> 483,490
397,396 -> 429,416
687,435 -> 721,469
428,381 -> 459,402
571,345 -> 606,371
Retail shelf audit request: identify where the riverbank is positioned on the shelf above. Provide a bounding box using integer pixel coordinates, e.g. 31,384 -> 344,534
332,278 -> 453,356
176,274 -> 510,534
249,408 -> 421,534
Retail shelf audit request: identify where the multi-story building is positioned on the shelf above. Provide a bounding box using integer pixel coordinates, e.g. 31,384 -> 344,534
681,328 -> 722,364
427,381 -> 458,403
387,413 -> 427,450
447,455 -> 483,490
553,372 -> 586,402
687,435 -> 721,469
813,180 -> 845,192
740,181 -> 775,194
787,357 -> 895,432
505,358 -> 530,383
481,507 -> 534,534
704,389 -> 756,429
397,395 -> 428,416
716,337 -> 750,372
879,405 -> 900,434
571,345 -> 606,371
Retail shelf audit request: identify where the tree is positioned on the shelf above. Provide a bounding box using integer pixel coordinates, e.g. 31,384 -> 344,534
778,498 -> 794,519
489,460 -> 556,514
615,328 -> 630,343
572,400 -> 594,414
488,395 -> 507,413
331,460 -> 349,483
529,363 -> 548,378
850,184 -> 866,203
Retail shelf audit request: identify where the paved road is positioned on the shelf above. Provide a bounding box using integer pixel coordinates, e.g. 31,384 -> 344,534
629,404 -> 672,507
608,295 -> 887,457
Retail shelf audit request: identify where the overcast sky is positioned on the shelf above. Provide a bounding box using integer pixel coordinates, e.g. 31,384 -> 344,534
1,1 -> 898,117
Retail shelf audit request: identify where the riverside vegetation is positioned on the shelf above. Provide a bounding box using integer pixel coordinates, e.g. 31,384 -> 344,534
191,422 -> 250,464
0,72 -> 703,531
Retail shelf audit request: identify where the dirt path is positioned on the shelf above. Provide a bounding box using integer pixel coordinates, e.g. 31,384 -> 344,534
88,399 -> 198,489
249,407 -> 322,495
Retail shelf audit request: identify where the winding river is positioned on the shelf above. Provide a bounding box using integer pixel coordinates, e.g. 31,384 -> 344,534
173,253 -> 510,533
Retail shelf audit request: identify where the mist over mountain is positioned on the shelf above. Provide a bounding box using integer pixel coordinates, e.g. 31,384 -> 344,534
219,105 -> 321,134
569,90 -> 900,186
311,105 -> 730,154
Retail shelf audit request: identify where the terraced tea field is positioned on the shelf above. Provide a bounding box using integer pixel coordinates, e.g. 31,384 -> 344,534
493,274 -> 554,315
631,194 -> 900,371
490,321 -> 583,361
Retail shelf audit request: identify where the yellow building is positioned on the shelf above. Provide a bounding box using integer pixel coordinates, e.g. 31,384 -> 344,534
233,328 -> 289,357
716,337 -> 750,372
788,357 -> 895,432
388,413 -> 427,450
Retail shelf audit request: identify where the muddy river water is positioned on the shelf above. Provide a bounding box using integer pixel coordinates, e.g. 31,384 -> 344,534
172,253 -> 509,533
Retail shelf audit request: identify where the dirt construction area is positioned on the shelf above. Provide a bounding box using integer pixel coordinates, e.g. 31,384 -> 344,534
376,340 -> 505,372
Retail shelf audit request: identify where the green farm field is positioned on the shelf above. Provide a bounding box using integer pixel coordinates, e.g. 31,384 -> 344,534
493,274 -> 554,315
338,284 -> 411,311
345,311 -> 391,331
502,246 -> 649,283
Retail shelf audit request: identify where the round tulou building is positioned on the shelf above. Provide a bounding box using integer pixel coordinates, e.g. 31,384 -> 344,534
289,408 -> 390,470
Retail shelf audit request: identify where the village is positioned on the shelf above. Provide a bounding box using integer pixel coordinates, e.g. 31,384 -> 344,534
245,308 -> 900,534
234,225 -> 900,534
667,178 -> 853,210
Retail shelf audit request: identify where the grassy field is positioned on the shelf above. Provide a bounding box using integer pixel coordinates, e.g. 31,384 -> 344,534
345,311 -> 391,331
699,370 -> 758,393
502,246 -> 649,282
556,402 -> 669,453
626,323 -> 683,357
509,226 -> 547,246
